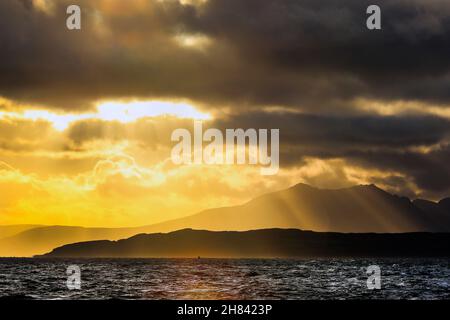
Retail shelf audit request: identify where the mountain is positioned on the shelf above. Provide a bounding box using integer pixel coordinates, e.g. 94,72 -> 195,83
0,225 -> 166,257
2,183 -> 450,257
0,225 -> 43,240
143,183 -> 450,233
40,228 -> 450,258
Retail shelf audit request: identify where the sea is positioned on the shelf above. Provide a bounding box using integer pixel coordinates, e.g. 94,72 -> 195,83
0,258 -> 448,300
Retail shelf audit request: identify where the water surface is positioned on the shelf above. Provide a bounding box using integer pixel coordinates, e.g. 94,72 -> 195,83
0,258 -> 448,299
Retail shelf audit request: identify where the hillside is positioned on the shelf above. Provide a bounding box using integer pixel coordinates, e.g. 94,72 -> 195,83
41,228 -> 450,258
2,183 -> 450,257
144,184 -> 450,233
0,225 -> 43,240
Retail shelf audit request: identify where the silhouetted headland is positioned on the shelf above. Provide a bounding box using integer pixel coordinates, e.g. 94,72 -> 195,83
38,228 -> 450,258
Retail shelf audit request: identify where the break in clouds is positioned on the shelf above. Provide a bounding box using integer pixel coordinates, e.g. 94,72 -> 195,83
1,0 -> 450,199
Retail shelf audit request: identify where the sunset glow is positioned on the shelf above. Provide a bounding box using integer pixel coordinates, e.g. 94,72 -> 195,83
0,0 -> 449,234
0,99 -> 211,131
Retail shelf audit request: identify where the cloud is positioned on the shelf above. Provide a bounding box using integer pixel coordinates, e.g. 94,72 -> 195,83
206,111 -> 450,197
2,0 -> 450,224
0,152 -> 298,226
1,0 -> 450,110
2,107 -> 450,199
346,144 -> 450,198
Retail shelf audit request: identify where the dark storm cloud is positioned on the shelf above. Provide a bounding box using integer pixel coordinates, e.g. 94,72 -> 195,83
213,112 -> 450,150
62,112 -> 450,197
207,111 -> 450,197
65,112 -> 450,151
1,0 -> 450,109
345,145 -> 450,198
192,0 -> 450,104
2,0 -> 450,197
212,112 -> 450,192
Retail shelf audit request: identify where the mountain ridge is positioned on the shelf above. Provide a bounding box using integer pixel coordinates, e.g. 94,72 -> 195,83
39,228 -> 450,258
2,183 -> 450,257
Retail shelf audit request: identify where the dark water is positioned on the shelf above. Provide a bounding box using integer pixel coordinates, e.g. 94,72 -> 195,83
0,258 -> 448,300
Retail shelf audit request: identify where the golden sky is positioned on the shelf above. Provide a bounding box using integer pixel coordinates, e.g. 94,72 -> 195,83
1,0 -> 450,227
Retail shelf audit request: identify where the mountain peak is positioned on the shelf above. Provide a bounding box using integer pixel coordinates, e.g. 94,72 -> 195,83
290,183 -> 383,193
2,183 -> 450,257
290,182 -> 316,190
353,183 -> 384,192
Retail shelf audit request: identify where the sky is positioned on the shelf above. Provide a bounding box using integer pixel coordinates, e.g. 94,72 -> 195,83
1,0 -> 450,227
